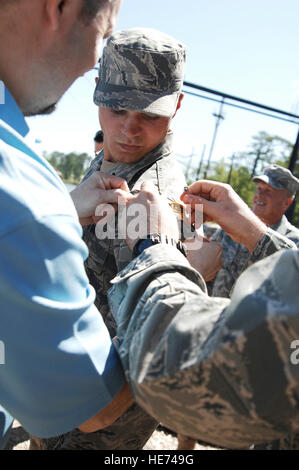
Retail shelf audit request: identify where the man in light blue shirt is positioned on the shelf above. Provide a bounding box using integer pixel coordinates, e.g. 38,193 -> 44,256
0,0 -> 136,449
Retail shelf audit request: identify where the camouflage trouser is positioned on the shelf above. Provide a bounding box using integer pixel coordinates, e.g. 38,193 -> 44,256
30,402 -> 158,450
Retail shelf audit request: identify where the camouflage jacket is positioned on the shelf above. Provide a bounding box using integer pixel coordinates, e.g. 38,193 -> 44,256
81,131 -> 186,336
209,216 -> 297,298
108,229 -> 299,449
271,214 -> 299,247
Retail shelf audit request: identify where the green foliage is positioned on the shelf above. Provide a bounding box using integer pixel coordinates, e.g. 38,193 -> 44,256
186,130 -> 298,227
45,151 -> 92,183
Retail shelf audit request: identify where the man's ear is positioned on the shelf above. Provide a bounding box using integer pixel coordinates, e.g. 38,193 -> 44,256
285,196 -> 294,211
172,92 -> 184,118
45,0 -> 79,31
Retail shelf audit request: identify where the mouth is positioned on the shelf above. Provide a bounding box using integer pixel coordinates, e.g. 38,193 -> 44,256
253,199 -> 266,208
118,143 -> 142,152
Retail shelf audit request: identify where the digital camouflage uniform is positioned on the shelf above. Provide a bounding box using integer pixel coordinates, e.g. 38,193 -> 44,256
82,131 -> 186,337
205,165 -> 299,449
33,29 -> 187,451
84,26 -> 187,338
209,217 -> 298,298
51,133 -> 186,450
108,230 -> 299,450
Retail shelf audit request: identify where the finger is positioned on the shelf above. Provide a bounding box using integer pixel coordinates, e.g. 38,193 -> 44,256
183,193 -> 221,224
187,180 -> 229,201
180,192 -> 203,205
97,188 -> 132,205
99,173 -> 130,192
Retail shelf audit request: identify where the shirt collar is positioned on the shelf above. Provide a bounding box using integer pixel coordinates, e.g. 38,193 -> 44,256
270,215 -> 286,231
0,81 -> 29,137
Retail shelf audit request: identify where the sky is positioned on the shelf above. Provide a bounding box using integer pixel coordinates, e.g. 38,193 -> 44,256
26,0 -> 299,175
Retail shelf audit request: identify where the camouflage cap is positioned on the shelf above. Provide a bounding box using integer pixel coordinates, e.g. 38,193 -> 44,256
94,28 -> 186,118
252,164 -> 299,195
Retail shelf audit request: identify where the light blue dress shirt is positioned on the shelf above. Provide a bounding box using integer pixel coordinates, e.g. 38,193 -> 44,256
0,83 -> 125,446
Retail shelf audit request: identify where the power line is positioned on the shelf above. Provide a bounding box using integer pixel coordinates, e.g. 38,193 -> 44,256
182,89 -> 299,125
183,81 -> 299,122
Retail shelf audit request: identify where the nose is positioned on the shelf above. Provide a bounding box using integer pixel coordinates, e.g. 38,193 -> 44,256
255,187 -> 263,196
122,114 -> 141,139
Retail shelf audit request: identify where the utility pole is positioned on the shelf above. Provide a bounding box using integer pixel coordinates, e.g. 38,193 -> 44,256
196,144 -> 206,179
204,98 -> 225,179
285,128 -> 299,223
288,128 -> 299,173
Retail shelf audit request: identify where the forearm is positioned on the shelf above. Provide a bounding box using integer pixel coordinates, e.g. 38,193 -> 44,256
211,228 -> 296,299
109,245 -> 299,449
78,383 -> 134,433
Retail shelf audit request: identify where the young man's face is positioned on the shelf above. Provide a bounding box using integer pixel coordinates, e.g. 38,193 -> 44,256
252,181 -> 292,225
99,108 -> 173,163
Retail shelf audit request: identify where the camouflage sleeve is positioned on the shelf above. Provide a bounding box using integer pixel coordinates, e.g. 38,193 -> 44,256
210,227 -> 297,299
108,244 -> 299,449
249,227 -> 296,264
210,227 -> 225,243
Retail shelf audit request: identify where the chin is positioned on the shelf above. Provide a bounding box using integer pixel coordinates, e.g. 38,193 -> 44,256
252,206 -> 265,218
24,102 -> 57,117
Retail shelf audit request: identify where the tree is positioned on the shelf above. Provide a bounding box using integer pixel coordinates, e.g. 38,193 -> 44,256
46,151 -> 92,182
245,131 -> 293,177
185,131 -> 298,226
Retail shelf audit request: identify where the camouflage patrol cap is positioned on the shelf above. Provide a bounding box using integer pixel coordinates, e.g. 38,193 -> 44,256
252,164 -> 299,195
93,28 -> 186,117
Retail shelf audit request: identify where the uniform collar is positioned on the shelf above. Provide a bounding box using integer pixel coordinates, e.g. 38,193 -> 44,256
96,130 -> 174,180
0,81 -> 29,137
270,215 -> 286,232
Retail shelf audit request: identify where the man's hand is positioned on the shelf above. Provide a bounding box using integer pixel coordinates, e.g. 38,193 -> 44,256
185,237 -> 222,281
70,172 -> 130,226
125,181 -> 180,251
181,180 -> 267,252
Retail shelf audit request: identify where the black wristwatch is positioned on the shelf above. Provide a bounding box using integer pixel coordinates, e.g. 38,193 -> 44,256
132,234 -> 188,258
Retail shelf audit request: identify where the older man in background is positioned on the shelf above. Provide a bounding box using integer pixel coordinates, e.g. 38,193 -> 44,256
210,164 -> 299,298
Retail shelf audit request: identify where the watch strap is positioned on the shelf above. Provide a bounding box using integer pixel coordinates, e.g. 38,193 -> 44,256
133,234 -> 187,258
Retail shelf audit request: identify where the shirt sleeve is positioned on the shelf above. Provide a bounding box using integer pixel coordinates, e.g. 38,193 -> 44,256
0,214 -> 125,438
108,244 -> 299,449
0,406 -> 13,449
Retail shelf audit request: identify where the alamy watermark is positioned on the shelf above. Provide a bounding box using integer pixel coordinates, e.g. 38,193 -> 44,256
0,341 -> 5,365
0,80 -> 4,105
290,340 -> 299,365
94,200 -> 204,250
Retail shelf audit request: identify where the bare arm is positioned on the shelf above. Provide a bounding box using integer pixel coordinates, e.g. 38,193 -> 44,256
181,180 -> 267,252
78,383 -> 134,433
